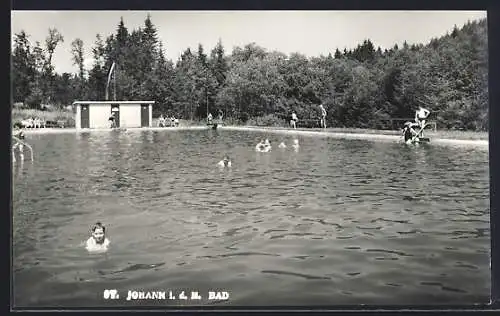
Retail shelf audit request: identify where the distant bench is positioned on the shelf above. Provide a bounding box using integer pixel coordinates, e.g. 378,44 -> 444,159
296,119 -> 321,128
45,120 -> 66,128
255,118 -> 321,128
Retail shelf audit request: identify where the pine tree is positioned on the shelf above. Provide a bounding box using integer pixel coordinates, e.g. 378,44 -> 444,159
334,48 -> 342,59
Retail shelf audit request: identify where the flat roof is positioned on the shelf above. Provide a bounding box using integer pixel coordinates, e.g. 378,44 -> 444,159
73,101 -> 155,104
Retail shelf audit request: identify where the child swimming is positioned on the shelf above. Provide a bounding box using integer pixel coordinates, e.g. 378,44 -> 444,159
217,155 -> 232,168
86,222 -> 110,253
256,139 -> 272,152
292,138 -> 300,150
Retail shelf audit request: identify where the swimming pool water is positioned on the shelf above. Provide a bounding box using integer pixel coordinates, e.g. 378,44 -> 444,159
12,129 -> 490,307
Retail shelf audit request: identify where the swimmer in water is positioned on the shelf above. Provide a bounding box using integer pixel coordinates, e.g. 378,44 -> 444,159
402,121 -> 418,144
278,142 -> 286,149
217,155 -> 232,168
255,139 -> 268,152
86,222 -> 110,252
292,139 -> 299,151
256,139 -> 271,152
13,127 -> 25,139
12,126 -> 26,162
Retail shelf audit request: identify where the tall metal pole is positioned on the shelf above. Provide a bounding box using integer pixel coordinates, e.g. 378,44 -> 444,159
105,61 -> 115,101
113,64 -> 116,101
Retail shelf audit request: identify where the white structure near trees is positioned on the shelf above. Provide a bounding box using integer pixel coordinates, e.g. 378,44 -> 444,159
73,101 -> 154,129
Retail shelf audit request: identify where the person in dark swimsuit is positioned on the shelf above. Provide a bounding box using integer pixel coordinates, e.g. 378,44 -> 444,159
108,113 -> 116,128
402,122 -> 417,143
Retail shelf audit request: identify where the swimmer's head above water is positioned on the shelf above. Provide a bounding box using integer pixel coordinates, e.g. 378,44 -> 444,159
90,222 -> 106,244
256,139 -> 271,152
218,155 -> 232,167
13,126 -> 25,139
86,222 -> 110,252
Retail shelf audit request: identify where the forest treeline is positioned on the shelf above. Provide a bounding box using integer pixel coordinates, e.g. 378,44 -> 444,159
11,15 -> 488,130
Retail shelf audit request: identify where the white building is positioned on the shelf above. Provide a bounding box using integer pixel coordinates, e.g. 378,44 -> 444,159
73,101 -> 154,129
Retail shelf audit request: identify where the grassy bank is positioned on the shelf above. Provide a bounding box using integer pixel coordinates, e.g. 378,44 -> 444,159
151,118 -> 207,127
12,108 -> 75,128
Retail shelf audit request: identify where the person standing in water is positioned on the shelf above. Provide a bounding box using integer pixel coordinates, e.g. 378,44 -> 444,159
12,126 -> 26,163
415,106 -> 430,137
319,104 -> 327,129
402,122 -> 418,144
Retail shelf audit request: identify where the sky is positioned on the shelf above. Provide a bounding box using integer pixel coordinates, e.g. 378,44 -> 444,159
11,11 -> 487,75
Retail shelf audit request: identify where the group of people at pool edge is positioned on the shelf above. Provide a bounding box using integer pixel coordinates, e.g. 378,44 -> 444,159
290,104 -> 430,142
158,114 -> 180,128
289,104 -> 328,129
108,112 -> 182,129
207,109 -> 224,126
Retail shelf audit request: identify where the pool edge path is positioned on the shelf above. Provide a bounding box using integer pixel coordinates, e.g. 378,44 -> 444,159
16,125 -> 489,147
221,126 -> 489,148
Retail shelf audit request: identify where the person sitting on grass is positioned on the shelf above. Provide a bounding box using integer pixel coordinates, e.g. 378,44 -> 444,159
86,222 -> 110,253
159,114 -> 166,127
170,115 -> 180,127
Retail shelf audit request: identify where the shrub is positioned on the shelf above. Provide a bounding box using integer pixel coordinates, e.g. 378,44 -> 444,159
246,114 -> 287,127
